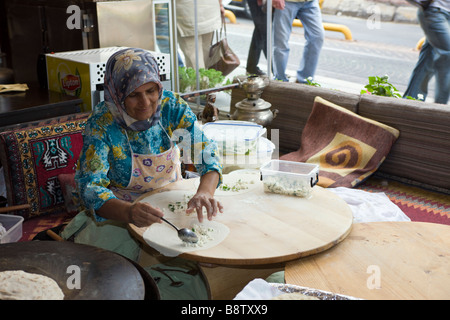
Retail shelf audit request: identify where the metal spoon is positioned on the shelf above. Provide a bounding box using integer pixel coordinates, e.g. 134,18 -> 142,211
160,217 -> 198,244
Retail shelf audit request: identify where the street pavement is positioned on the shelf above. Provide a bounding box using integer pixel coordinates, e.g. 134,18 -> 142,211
320,0 -> 419,24
222,7 -> 436,102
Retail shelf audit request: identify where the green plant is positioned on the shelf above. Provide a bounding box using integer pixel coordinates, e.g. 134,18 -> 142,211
361,75 -> 402,98
178,66 -> 197,93
404,94 -> 422,101
305,76 -> 321,87
178,67 -> 229,93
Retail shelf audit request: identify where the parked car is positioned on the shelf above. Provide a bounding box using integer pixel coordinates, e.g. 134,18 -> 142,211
224,0 -> 251,19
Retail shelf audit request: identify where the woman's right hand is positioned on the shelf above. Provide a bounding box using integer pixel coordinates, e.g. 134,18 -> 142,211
128,201 -> 164,227
96,198 -> 164,227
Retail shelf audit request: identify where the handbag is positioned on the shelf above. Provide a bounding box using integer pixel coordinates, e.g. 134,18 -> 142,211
206,17 -> 240,76
405,0 -> 433,10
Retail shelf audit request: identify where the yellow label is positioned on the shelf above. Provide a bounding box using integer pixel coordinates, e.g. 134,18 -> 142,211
46,56 -> 92,112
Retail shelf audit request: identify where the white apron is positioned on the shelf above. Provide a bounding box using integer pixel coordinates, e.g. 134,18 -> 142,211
111,123 -> 182,202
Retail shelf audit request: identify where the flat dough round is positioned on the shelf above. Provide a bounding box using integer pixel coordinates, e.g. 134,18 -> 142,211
140,190 -> 230,257
140,190 -> 196,215
0,270 -> 64,300
143,219 -> 229,257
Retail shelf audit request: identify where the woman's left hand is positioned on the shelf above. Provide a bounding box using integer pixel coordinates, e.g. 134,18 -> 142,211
186,191 -> 223,223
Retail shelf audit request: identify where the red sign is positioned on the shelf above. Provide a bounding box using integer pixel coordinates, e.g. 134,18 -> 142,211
61,74 -> 81,92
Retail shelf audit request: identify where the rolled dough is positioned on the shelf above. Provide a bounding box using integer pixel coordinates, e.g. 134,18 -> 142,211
140,190 -> 230,257
0,270 -> 64,300
143,219 -> 229,257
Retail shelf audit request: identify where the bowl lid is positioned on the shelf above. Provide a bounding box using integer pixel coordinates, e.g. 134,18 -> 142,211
203,121 -> 265,142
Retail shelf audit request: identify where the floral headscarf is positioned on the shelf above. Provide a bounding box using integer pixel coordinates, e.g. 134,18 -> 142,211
104,48 -> 163,131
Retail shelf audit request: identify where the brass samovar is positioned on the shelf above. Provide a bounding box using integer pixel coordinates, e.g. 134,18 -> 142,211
230,75 -> 278,127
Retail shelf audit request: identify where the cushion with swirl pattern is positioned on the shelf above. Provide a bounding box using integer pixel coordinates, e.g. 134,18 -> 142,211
281,97 -> 399,188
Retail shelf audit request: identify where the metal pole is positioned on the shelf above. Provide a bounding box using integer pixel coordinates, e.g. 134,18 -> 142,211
179,82 -> 241,99
194,0 -> 200,105
170,0 -> 179,92
266,0 -> 272,79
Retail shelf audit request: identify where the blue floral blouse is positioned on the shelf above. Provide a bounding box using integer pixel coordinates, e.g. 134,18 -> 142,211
75,89 -> 223,215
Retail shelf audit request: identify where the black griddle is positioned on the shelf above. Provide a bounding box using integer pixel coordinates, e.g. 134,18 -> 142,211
0,241 -> 159,300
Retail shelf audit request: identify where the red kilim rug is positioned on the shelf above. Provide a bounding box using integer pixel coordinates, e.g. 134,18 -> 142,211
357,177 -> 450,226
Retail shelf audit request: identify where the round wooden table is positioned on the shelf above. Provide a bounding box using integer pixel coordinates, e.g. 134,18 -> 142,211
129,176 -> 353,299
285,221 -> 450,300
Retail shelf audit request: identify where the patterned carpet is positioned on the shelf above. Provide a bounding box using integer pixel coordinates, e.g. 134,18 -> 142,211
357,177 -> 450,226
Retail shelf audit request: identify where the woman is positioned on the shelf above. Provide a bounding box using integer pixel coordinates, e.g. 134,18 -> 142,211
61,48 -> 223,263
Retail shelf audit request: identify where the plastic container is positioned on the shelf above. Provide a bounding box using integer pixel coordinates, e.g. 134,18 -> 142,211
0,214 -> 24,243
260,160 -> 319,198
203,120 -> 265,155
222,137 -> 275,173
